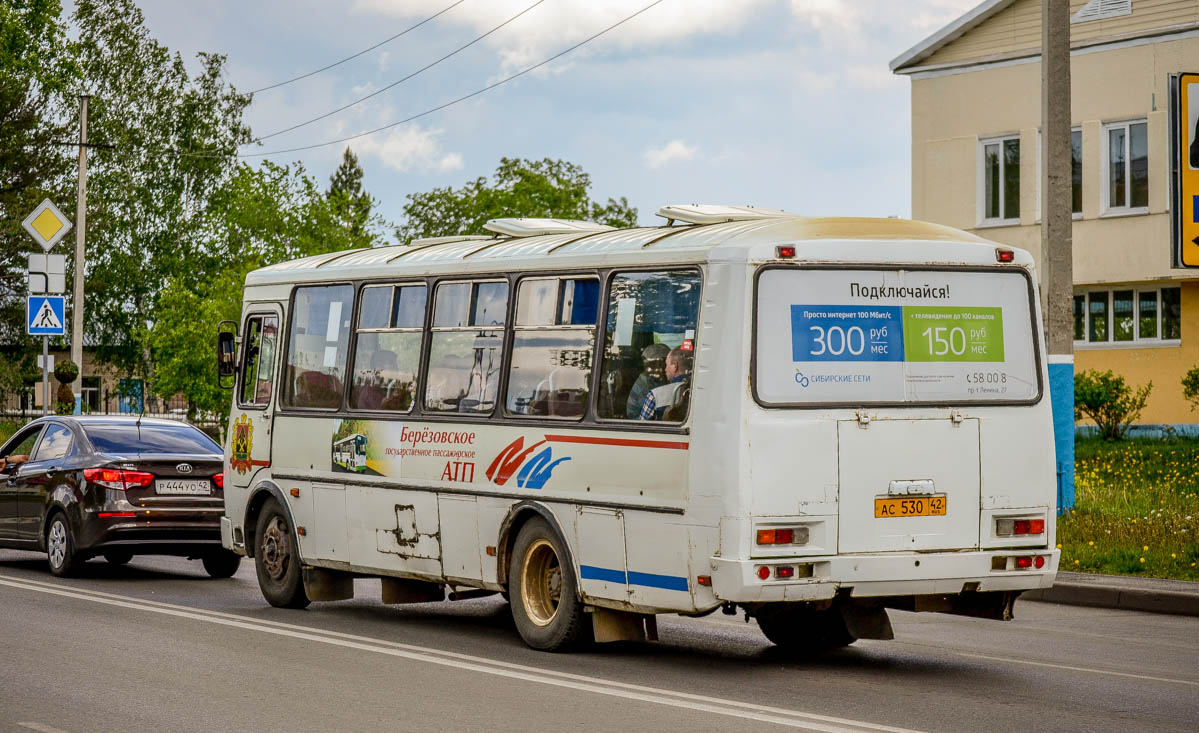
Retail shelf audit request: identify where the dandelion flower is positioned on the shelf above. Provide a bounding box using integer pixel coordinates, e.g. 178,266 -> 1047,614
1089,541 -> 1094,546
1143,545 -> 1149,551
1172,553 -> 1177,559
1139,557 -> 1146,563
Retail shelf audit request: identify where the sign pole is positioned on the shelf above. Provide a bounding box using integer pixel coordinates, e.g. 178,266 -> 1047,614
72,94 -> 89,414
42,336 -> 50,417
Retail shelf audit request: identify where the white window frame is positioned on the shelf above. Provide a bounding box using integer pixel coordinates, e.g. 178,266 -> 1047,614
1073,286 -> 1181,349
978,134 -> 1021,227
1100,119 -> 1149,217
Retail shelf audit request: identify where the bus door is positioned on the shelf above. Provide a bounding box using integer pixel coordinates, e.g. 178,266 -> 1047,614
228,306 -> 283,489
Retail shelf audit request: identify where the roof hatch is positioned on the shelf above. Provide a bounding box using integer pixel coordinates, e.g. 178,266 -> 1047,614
655,204 -> 793,225
482,218 -> 615,238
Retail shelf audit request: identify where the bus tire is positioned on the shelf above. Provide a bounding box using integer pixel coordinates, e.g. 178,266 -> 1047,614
254,498 -> 310,609
508,517 -> 590,651
756,605 -> 857,653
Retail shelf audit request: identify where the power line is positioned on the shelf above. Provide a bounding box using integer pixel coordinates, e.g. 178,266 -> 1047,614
248,0 -> 467,95
236,0 -> 667,158
254,0 -> 550,142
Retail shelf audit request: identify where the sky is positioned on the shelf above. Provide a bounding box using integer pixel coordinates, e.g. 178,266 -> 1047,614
125,0 -> 980,237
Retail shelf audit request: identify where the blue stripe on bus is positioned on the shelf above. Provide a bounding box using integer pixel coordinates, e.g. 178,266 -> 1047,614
579,565 -> 688,592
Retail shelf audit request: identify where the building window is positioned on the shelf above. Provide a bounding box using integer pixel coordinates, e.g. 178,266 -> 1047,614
1104,120 -> 1148,214
1071,129 -> 1082,214
981,136 -> 1020,223
1075,287 -> 1181,345
81,376 -> 100,412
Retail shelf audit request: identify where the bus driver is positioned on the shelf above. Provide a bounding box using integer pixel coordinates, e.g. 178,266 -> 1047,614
638,346 -> 692,421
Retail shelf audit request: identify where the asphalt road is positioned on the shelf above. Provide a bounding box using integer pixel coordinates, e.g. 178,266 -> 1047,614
0,549 -> 1195,732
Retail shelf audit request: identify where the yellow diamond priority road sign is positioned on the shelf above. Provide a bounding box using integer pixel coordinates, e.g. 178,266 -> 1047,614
21,199 -> 73,252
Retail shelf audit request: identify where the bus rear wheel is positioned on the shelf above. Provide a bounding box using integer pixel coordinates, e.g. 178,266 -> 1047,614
508,517 -> 590,651
756,605 -> 857,653
254,498 -> 310,609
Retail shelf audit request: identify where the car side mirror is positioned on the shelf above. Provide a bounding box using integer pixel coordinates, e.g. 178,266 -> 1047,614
217,322 -> 238,388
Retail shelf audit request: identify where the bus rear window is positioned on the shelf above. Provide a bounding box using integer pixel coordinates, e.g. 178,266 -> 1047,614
754,268 -> 1040,406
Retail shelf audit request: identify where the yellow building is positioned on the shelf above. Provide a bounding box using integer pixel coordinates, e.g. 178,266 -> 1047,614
891,0 -> 1199,426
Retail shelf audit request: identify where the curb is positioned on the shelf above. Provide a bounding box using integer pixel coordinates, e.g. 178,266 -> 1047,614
1022,571 -> 1199,616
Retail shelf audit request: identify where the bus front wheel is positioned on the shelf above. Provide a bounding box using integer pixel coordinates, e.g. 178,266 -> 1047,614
508,517 -> 590,651
756,605 -> 857,653
254,498 -> 310,609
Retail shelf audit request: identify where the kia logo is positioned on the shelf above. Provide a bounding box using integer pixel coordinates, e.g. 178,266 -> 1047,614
176,463 -> 193,474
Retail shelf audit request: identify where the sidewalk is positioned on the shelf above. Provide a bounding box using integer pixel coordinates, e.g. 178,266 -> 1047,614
1022,571 -> 1199,616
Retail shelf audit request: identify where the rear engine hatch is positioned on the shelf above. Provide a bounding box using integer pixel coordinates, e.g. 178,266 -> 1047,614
838,418 -> 980,553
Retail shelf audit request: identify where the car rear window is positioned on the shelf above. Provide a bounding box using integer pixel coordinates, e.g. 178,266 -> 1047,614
84,423 -> 221,454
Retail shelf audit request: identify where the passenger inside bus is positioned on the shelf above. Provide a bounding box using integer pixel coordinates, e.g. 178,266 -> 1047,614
625,343 -> 670,418
638,347 -> 692,421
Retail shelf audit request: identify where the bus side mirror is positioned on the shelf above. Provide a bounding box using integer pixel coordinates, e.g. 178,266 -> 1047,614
217,322 -> 238,388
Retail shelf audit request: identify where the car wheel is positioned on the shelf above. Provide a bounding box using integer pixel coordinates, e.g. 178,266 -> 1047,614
46,512 -> 81,577
756,605 -> 857,653
103,551 -> 133,565
202,549 -> 242,578
508,517 -> 590,651
254,498 -> 309,608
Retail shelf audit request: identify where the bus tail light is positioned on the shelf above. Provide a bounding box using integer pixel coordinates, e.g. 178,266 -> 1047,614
756,526 -> 810,545
1015,556 -> 1033,569
756,566 -> 770,580
1034,556 -> 1046,569
996,516 -> 1046,537
84,468 -> 154,491
776,245 -> 796,259
996,248 -> 1015,263
775,566 -> 795,579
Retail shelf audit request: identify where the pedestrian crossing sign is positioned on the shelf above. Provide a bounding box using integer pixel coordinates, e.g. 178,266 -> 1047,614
28,295 -> 66,336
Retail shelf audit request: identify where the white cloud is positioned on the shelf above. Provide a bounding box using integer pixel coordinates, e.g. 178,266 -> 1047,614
644,139 -> 697,169
351,0 -> 773,72
352,125 -> 465,173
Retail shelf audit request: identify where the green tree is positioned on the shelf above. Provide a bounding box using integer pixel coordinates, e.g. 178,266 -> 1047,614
72,0 -> 251,374
0,0 -> 76,382
148,160 -> 368,419
397,157 -> 638,242
327,147 -> 380,249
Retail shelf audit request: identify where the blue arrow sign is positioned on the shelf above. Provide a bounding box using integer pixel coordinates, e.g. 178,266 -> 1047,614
28,295 -> 66,336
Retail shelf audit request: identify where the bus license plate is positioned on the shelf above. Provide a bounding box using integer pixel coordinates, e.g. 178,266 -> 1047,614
155,479 -> 211,496
875,495 -> 946,518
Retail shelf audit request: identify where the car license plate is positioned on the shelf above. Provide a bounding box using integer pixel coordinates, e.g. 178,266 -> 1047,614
155,479 -> 211,496
875,495 -> 946,518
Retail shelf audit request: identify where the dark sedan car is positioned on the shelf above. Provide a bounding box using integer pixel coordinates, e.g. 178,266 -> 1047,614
0,416 -> 240,578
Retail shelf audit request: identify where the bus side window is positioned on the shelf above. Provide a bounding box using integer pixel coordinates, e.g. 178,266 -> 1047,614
597,270 -> 701,422
238,316 -> 264,406
425,280 -> 509,413
239,315 -> 278,406
282,285 -> 354,409
349,284 -> 426,412
506,277 -> 598,418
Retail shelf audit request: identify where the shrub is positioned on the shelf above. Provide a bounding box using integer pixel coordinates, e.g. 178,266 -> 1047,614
54,360 -> 79,385
1074,369 -> 1152,440
1182,366 -> 1199,411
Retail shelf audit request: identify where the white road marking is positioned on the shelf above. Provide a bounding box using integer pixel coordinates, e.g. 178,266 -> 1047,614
18,723 -> 68,733
955,652 -> 1199,687
0,574 -> 915,733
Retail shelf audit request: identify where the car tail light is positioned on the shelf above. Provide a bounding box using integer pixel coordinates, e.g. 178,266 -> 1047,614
212,472 -> 224,489
98,512 -> 137,518
84,468 -> 154,491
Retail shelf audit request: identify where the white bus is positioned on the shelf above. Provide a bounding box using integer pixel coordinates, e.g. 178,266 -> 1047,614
217,204 -> 1058,652
332,433 -> 368,473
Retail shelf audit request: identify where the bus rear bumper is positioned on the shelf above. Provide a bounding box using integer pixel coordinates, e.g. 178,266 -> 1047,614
709,549 -> 1059,603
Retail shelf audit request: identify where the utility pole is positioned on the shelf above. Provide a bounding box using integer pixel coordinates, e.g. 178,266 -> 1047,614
1042,0 -> 1073,512
72,94 -> 89,414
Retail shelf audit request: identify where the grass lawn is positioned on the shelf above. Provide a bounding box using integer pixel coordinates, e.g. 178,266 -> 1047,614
1060,437 -> 1199,581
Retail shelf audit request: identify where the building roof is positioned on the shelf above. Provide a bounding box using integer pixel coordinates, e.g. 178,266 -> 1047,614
890,0 -> 1016,73
244,214 -> 998,287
